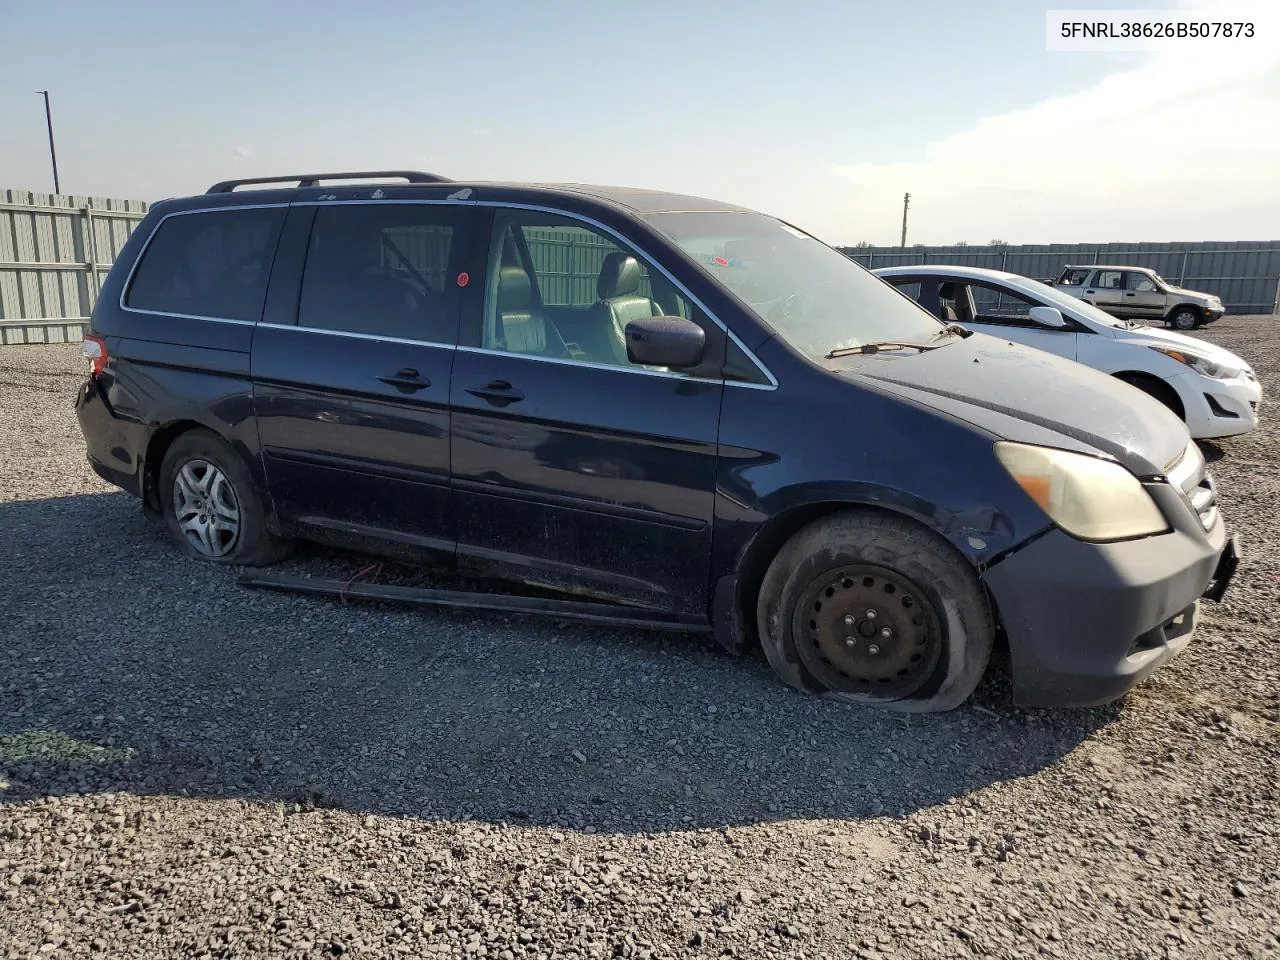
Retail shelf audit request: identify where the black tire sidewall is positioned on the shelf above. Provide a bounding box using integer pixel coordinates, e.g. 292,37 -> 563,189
757,511 -> 993,713
158,429 -> 283,565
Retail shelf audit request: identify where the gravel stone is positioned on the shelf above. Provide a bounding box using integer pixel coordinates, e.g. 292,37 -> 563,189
2,317 -> 1279,958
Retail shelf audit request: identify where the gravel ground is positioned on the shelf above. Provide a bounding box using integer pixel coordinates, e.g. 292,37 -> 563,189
1,318 -> 1277,959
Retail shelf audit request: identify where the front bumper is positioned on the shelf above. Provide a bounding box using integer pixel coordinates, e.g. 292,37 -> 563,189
984,484 -> 1233,708
1175,370 -> 1262,439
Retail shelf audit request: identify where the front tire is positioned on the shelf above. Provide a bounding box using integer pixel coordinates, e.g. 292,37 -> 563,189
1168,306 -> 1201,330
757,510 -> 993,713
158,429 -> 288,565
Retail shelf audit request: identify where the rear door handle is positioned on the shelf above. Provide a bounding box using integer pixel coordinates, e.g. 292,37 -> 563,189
466,379 -> 525,406
377,368 -> 431,393
1125,292 -> 1136,297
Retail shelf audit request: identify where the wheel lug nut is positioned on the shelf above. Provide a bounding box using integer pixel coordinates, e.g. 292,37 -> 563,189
865,609 -> 878,619
845,636 -> 857,647
844,614 -> 856,626
868,644 -> 880,655
880,627 -> 892,638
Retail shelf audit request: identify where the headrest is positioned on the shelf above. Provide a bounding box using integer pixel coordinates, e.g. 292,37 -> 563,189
497,266 -> 532,312
938,282 -> 956,299
598,252 -> 642,299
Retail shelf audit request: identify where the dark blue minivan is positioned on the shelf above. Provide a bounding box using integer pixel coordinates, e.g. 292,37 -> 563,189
76,171 -> 1238,712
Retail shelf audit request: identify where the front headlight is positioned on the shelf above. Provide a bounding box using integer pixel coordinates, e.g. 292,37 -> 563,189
1149,345 -> 1238,380
994,442 -> 1169,542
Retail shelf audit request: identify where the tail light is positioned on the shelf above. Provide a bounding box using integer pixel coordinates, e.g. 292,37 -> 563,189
82,334 -> 108,378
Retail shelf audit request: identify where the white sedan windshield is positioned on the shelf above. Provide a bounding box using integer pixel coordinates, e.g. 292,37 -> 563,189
1021,278 -> 1133,328
645,211 -> 945,359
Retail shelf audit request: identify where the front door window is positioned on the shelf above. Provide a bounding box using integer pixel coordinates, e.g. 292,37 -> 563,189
479,211 -> 707,374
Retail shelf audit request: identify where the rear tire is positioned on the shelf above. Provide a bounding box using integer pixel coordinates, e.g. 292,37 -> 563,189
1168,306 -> 1201,330
757,510 -> 993,713
158,429 -> 289,566
1115,372 -> 1186,422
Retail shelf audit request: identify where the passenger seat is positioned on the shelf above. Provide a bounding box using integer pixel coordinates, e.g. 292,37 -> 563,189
590,252 -> 663,364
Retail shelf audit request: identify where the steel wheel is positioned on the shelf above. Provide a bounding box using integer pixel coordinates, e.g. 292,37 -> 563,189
791,563 -> 943,700
171,459 -> 241,558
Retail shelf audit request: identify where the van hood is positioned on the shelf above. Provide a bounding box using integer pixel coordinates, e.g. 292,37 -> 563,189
1117,325 -> 1250,371
835,333 -> 1190,476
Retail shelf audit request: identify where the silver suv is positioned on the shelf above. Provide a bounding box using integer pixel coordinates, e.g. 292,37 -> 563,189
1052,265 -> 1225,330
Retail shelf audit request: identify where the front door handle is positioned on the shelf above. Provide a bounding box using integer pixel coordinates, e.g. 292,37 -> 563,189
1125,292 -> 1136,297
466,379 -> 525,406
1085,289 -> 1096,294
378,368 -> 431,394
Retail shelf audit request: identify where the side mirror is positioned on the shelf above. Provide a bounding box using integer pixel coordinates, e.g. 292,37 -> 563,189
1028,305 -> 1068,329
625,316 -> 706,368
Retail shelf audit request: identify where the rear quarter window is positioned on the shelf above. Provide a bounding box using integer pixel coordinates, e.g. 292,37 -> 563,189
125,208 -> 285,321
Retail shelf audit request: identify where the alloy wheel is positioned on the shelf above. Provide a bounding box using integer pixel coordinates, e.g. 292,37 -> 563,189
172,459 -> 241,558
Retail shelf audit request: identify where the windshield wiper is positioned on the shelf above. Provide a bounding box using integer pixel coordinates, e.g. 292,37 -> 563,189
937,323 -> 973,338
825,341 -> 940,359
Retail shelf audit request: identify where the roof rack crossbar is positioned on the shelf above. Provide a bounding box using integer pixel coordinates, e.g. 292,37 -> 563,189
206,171 -> 452,194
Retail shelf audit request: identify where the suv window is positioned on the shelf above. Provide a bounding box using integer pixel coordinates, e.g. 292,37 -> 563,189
126,208 -> 284,322
1058,268 -> 1091,285
1125,272 -> 1159,293
1094,270 -> 1124,290
482,211 -> 698,370
298,204 -> 462,343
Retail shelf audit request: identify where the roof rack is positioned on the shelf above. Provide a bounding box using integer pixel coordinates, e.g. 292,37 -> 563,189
206,171 -> 453,194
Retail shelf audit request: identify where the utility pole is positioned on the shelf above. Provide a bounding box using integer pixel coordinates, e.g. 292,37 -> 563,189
900,192 -> 910,248
36,90 -> 61,195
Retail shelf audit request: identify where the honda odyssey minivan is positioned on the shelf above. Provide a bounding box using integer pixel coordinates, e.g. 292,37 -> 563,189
76,171 -> 1239,712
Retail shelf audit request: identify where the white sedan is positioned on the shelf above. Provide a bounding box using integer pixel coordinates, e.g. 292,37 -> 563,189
874,264 -> 1262,440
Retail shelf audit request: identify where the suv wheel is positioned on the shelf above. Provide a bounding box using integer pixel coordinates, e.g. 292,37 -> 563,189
757,510 -> 993,713
158,429 -> 288,565
1168,306 -> 1201,330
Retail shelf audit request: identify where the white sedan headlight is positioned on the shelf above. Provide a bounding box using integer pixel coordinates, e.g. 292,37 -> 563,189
995,443 -> 1169,542
1149,346 -> 1239,380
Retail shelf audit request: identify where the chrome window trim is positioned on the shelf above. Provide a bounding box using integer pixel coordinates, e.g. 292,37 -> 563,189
118,203 -> 291,323
119,196 -> 779,390
474,201 -> 777,389
294,197 -> 778,389
257,322 -> 455,350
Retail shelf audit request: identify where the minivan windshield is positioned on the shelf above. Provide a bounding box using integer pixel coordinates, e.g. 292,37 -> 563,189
645,211 -> 945,359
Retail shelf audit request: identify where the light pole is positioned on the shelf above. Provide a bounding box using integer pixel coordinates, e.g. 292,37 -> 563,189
36,90 -> 61,195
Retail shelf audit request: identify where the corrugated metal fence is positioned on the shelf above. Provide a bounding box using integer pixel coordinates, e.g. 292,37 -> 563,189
0,190 -> 149,345
4,188 -> 1277,348
839,241 -> 1280,315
